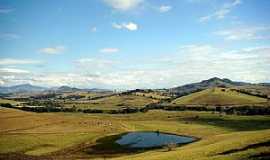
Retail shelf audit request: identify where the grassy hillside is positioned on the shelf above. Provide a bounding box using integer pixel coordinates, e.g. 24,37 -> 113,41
0,98 -> 20,105
64,95 -> 158,110
1,107 -> 270,160
172,87 -> 268,105
134,92 -> 170,100
235,85 -> 270,98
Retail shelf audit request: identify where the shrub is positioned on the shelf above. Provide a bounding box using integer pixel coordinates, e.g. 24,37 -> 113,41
0,103 -> 13,108
164,142 -> 177,151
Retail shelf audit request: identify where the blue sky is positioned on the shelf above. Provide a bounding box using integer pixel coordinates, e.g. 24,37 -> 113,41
0,0 -> 270,89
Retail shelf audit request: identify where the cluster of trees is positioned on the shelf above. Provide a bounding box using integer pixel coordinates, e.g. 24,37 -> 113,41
87,94 -> 115,100
82,107 -> 141,114
20,106 -> 62,112
222,106 -> 270,115
26,100 -> 63,108
31,93 -> 58,99
1,101 -> 270,115
0,103 -> 13,108
81,109 -> 103,113
143,103 -> 215,112
143,103 -> 270,115
0,103 -> 142,114
63,95 -> 85,100
120,89 -> 148,95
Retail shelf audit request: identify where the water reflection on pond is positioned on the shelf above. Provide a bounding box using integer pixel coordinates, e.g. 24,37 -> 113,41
116,131 -> 196,149
86,131 -> 197,158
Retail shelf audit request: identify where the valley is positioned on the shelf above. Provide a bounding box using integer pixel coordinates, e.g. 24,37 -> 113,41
0,77 -> 270,160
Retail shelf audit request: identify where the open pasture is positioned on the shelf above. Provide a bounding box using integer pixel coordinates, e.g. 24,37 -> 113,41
172,88 -> 268,106
1,107 -> 270,160
63,95 -> 158,110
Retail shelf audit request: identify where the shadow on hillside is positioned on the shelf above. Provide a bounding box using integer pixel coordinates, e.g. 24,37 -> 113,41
181,115 -> 270,131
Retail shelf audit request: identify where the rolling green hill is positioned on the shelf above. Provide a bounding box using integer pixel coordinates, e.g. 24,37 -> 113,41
172,87 -> 268,105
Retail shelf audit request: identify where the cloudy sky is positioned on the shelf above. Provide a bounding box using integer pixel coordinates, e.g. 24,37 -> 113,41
0,0 -> 270,89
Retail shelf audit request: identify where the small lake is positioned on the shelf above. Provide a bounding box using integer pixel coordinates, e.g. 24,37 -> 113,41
115,131 -> 196,149
86,131 -> 197,158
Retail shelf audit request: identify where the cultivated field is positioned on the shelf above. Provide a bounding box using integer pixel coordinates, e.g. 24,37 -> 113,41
1,107 -> 270,160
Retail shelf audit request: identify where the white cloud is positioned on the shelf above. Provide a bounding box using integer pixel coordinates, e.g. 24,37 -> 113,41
112,23 -> 123,29
112,22 -> 138,31
158,5 -> 172,13
231,0 -> 241,6
74,58 -> 115,71
179,44 -> 217,54
99,48 -> 119,53
198,16 -> 211,23
0,58 -> 41,65
71,58 -> 117,87
30,44 -> 270,88
31,73 -> 90,87
91,27 -> 97,32
39,46 -> 66,54
174,44 -> 270,83
199,0 -> 242,23
103,0 -> 144,11
214,8 -> 231,19
214,26 -> 270,40
1,45 -> 270,89
124,22 -> 138,30
0,79 -> 4,85
0,68 -> 30,74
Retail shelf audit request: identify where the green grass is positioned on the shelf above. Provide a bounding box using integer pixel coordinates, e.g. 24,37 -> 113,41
134,92 -> 170,100
179,114 -> 270,131
0,108 -> 270,160
172,88 -> 267,105
0,133 -> 98,155
62,92 -> 111,99
64,95 -> 158,110
112,129 -> 270,160
0,98 -> 20,105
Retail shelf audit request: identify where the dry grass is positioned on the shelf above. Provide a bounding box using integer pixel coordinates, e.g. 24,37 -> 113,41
64,95 -> 158,110
172,88 -> 267,105
134,92 -> 170,100
0,98 -> 20,105
0,108 -> 270,160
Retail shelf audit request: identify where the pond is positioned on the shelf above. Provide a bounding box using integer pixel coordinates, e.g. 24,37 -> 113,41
86,131 -> 197,158
115,131 -> 196,149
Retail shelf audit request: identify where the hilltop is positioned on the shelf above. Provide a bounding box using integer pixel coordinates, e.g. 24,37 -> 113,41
169,77 -> 250,96
172,87 -> 268,105
0,77 -> 269,100
0,84 -> 46,94
0,84 -> 112,94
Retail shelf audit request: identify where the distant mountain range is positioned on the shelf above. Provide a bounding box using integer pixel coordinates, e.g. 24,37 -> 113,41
0,84 -> 46,94
51,86 -> 111,93
0,84 -> 112,94
53,86 -> 83,92
259,83 -> 270,87
169,77 -> 252,96
0,77 -> 268,94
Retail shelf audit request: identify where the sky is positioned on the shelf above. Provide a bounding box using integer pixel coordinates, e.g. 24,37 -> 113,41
0,0 -> 270,89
